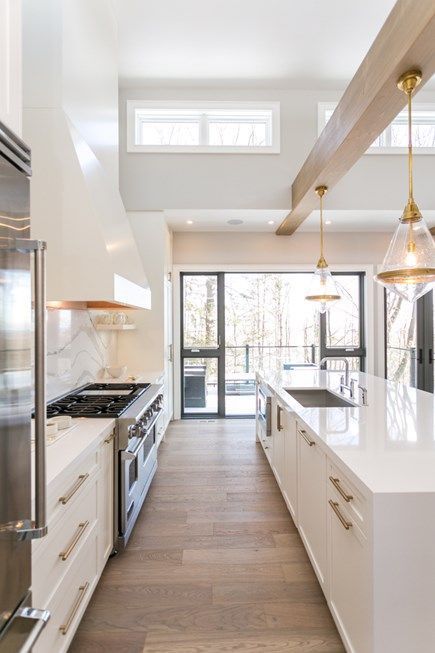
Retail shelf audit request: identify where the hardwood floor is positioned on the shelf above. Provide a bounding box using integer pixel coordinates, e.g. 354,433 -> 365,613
70,419 -> 344,653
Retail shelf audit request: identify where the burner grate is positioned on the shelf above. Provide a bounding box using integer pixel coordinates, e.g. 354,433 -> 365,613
45,383 -> 151,418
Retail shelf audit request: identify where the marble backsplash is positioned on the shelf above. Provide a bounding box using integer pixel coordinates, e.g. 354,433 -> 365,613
47,308 -> 116,401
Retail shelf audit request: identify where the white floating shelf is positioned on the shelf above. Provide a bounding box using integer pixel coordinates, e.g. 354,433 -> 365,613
95,324 -> 136,331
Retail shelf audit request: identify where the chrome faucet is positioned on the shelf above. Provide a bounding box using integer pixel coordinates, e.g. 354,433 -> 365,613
319,356 -> 349,385
319,356 -> 352,397
319,356 -> 368,405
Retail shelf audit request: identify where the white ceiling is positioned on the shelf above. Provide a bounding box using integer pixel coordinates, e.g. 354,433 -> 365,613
165,209 -> 435,233
115,0 -> 397,89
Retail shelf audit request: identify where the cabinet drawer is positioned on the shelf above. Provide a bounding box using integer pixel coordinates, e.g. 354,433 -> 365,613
33,528 -> 99,653
328,462 -> 367,534
46,449 -> 98,528
32,477 -> 98,607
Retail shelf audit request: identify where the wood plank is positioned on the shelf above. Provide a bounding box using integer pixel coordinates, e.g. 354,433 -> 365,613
70,419 -> 343,652
277,0 -> 435,235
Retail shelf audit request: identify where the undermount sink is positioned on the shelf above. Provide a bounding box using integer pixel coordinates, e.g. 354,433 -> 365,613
284,388 -> 355,408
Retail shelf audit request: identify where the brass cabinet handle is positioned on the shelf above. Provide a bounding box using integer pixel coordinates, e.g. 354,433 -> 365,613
277,405 -> 283,431
298,428 -> 315,446
329,500 -> 352,530
104,432 -> 114,444
59,581 -> 90,635
59,473 -> 89,505
59,521 -> 89,561
329,476 -> 353,502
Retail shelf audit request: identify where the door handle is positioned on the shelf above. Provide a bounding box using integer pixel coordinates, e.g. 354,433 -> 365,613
418,348 -> 423,364
33,243 -> 48,538
429,348 -> 433,365
0,242 -> 48,541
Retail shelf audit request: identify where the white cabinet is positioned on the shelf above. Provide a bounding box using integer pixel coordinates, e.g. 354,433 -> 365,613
272,399 -> 286,487
33,427 -> 114,652
281,410 -> 298,522
98,430 -> 114,566
327,491 -> 370,653
297,422 -> 327,590
0,0 -> 22,135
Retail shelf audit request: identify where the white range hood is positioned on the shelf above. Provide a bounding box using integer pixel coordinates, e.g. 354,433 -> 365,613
25,107 -> 151,309
22,0 -> 151,310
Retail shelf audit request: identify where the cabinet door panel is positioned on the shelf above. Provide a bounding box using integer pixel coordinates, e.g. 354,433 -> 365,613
272,401 -> 286,487
0,0 -> 21,135
297,423 -> 327,589
282,411 -> 297,522
328,497 -> 370,652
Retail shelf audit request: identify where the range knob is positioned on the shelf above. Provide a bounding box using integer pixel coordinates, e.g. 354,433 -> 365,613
128,424 -> 138,438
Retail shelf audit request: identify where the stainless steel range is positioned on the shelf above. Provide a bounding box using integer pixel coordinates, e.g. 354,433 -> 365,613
46,382 -> 163,550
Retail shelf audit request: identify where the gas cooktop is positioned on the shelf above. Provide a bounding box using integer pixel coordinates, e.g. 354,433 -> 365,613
46,383 -> 151,418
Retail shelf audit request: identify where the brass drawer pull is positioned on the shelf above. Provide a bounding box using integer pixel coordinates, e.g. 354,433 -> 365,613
59,581 -> 90,635
298,428 -> 315,446
59,473 -> 89,505
329,476 -> 353,502
277,405 -> 284,431
59,521 -> 89,561
329,499 -> 352,530
104,432 -> 115,444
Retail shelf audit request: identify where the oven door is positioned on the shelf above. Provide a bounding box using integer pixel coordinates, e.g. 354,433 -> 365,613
119,427 -> 157,543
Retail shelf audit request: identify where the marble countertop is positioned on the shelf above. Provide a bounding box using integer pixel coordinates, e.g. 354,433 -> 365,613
97,370 -> 164,385
257,368 -> 435,495
32,418 -> 115,490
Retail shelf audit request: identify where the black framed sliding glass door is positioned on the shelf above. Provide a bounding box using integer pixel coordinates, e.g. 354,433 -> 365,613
181,271 -> 366,418
180,273 -> 225,417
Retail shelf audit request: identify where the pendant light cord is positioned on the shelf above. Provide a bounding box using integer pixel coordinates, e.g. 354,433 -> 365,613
319,192 -> 324,259
407,88 -> 414,202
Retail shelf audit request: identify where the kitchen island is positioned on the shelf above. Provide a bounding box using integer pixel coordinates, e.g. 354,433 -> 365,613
256,368 -> 435,653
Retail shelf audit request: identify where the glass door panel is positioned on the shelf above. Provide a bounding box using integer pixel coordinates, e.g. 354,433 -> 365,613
183,274 -> 218,348
183,358 -> 218,414
224,273 -> 319,416
326,275 -> 360,349
385,291 -> 417,387
320,273 -> 366,370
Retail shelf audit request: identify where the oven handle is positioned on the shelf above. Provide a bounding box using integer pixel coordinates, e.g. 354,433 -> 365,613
121,436 -> 145,461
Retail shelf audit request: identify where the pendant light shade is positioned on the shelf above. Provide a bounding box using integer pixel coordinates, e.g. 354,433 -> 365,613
375,70 -> 435,302
305,186 -> 341,313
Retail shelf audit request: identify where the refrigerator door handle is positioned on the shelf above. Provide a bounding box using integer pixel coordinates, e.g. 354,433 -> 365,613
16,607 -> 50,653
33,243 -> 48,539
0,242 -> 48,541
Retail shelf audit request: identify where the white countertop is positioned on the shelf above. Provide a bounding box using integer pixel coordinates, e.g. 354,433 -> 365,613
32,418 -> 115,490
258,368 -> 435,495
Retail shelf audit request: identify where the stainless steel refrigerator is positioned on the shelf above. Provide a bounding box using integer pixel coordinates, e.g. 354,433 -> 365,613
0,122 -> 49,651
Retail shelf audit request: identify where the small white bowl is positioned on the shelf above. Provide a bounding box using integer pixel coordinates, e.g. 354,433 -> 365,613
46,420 -> 58,437
51,415 -> 72,430
106,365 -> 127,379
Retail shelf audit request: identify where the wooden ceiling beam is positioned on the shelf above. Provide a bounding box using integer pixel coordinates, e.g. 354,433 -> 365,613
277,0 -> 435,236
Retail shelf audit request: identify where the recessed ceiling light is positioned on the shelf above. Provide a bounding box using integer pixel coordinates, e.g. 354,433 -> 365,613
267,220 -> 275,225
186,220 -> 194,225
227,219 -> 244,225
325,220 -> 332,225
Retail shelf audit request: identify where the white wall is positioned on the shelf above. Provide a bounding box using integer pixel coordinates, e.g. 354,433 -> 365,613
119,86 -> 435,213
172,231 -> 391,266
23,0 -> 119,185
117,212 -> 172,374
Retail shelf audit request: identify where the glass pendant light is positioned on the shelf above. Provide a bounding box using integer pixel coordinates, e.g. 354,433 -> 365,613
305,185 -> 341,314
375,70 -> 435,302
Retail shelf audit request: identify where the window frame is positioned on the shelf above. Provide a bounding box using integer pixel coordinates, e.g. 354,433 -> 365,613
318,101 -> 435,155
127,100 -> 280,154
